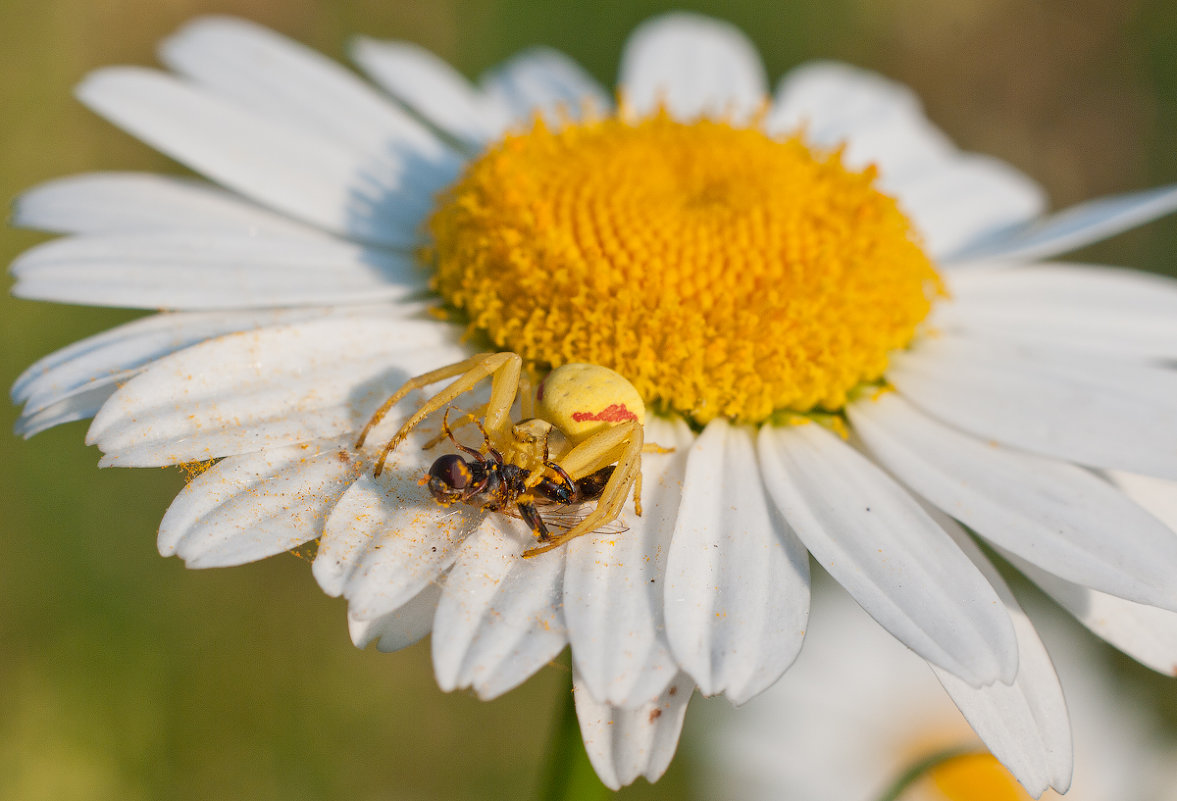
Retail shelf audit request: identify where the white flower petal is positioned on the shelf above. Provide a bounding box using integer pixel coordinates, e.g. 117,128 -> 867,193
767,61 -> 956,179
949,263 -> 1177,316
87,317 -> 464,466
563,417 -> 693,708
12,231 -> 423,310
314,469 -> 478,621
12,172 -> 319,238
348,583 -> 441,653
928,510 -> 1073,797
351,37 -> 507,147
1109,470 -> 1177,531
76,67 -> 427,247
13,382 -> 118,438
14,305 -> 407,417
158,439 -> 363,568
766,61 -> 1044,258
432,519 -> 567,700
950,183 -> 1177,263
1027,470 -> 1177,675
758,422 -> 1017,686
890,334 -> 1177,480
894,153 -> 1047,260
574,669 -> 694,791
160,16 -> 457,169
665,419 -> 809,704
1006,550 -> 1177,677
936,264 -> 1177,361
849,393 -> 1177,611
17,372 -> 129,426
478,47 -> 610,127
619,12 -> 767,123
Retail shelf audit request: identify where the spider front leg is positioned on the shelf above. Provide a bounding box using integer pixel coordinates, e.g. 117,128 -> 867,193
421,403 -> 490,450
356,352 -> 522,476
522,420 -> 643,557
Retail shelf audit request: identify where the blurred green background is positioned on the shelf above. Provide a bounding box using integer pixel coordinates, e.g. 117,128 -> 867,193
3,0 -> 1177,799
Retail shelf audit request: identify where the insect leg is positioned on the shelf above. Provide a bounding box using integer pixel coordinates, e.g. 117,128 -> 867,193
533,460 -> 577,504
441,408 -> 483,460
518,499 -> 553,542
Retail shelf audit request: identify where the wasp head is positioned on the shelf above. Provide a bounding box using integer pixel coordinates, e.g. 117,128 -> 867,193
426,453 -> 477,503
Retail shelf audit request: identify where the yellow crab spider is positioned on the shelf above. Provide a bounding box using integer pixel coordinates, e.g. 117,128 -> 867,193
354,353 -> 646,557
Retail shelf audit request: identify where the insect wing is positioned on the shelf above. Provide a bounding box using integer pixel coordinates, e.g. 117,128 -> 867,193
530,499 -> 629,537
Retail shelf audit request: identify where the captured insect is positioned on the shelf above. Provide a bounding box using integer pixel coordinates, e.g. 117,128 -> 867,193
354,353 -> 646,557
423,409 -> 625,547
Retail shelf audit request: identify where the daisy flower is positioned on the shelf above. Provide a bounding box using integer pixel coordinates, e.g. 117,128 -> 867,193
700,586 -> 1177,801
12,11 -> 1177,793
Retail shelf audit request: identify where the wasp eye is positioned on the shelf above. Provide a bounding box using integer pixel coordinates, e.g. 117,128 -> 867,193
428,454 -> 472,490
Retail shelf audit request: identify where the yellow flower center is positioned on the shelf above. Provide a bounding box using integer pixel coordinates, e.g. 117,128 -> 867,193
925,753 -> 1035,801
428,110 -> 941,424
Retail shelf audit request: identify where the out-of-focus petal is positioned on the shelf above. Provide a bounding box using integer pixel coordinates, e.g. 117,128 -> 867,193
928,510 -> 1073,796
949,183 -> 1177,263
351,38 -> 507,146
76,67 -> 433,247
936,265 -> 1177,361
619,12 -> 767,123
12,172 -> 320,237
574,668 -> 694,790
758,422 -> 1017,687
11,231 -> 423,310
1007,550 -> 1177,676
159,16 -> 458,166
767,61 -> 955,179
850,392 -> 1177,611
479,47 -> 610,127
767,61 -> 1044,259
889,334 -> 1177,480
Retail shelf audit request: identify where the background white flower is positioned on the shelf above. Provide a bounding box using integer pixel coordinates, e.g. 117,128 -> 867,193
6,3 -> 1177,795
698,584 -> 1177,801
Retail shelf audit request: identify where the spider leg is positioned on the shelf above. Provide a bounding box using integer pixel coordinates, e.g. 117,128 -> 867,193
421,403 -> 490,450
368,352 -> 522,476
355,353 -> 496,450
522,421 -> 643,557
554,420 -> 639,480
584,424 -> 643,522
518,369 -> 536,420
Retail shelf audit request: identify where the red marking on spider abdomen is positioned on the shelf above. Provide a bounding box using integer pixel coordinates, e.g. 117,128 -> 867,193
571,403 -> 638,423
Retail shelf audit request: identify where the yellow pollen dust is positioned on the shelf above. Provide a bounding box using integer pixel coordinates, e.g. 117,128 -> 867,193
429,110 -> 942,424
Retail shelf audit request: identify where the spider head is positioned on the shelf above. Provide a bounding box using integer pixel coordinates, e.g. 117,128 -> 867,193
426,453 -> 478,503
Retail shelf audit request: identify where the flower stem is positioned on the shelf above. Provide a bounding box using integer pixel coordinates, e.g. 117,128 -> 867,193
538,681 -> 608,801
873,746 -> 985,801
